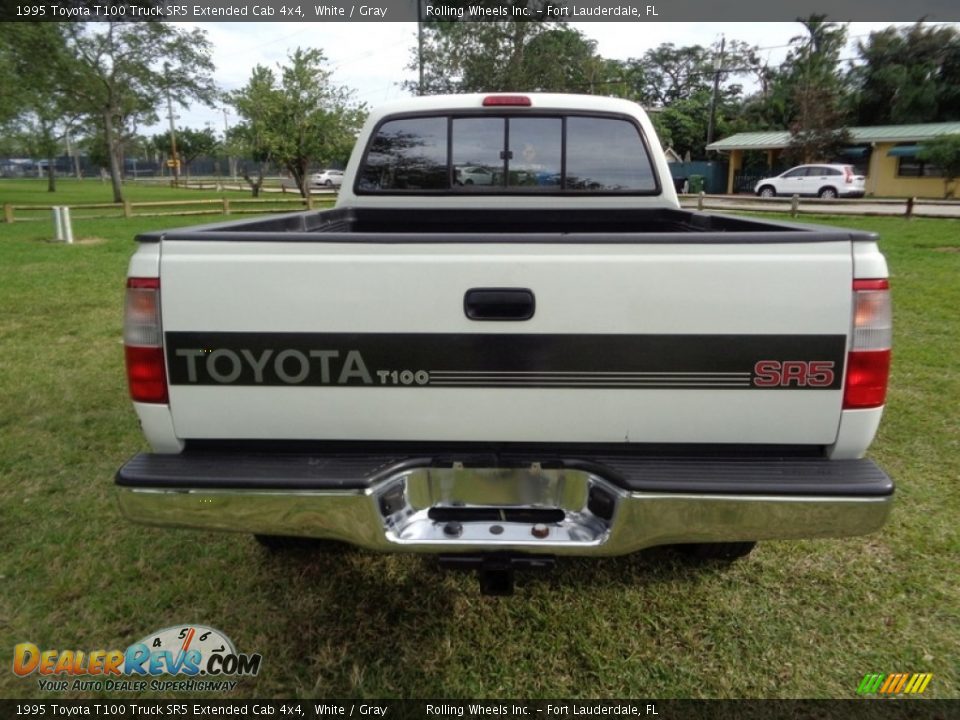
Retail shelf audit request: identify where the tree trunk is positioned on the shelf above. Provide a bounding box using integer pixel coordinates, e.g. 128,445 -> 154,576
242,165 -> 264,198
292,168 -> 306,198
292,158 -> 312,199
103,110 -> 125,203
47,154 -> 56,192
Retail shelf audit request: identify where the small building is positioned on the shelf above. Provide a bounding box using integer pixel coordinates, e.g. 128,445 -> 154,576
706,122 -> 960,197
663,146 -> 683,164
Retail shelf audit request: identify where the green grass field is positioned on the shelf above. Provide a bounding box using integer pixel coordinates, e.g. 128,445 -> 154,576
1,180 -> 957,700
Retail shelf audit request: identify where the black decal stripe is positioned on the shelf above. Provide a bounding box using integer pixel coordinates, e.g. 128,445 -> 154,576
429,383 -> 752,388
165,332 -> 846,389
429,374 -> 752,384
429,371 -> 753,376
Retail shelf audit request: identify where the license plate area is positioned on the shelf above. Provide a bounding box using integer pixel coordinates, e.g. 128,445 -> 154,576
370,466 -> 623,548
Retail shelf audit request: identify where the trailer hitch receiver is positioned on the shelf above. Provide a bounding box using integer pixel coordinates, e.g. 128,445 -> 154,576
438,553 -> 555,596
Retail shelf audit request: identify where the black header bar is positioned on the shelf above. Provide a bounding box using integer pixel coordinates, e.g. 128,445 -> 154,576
2,0 -> 959,22
0,700 -> 956,719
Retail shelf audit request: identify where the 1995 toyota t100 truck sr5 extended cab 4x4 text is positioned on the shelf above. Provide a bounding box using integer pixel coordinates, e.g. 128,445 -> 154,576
117,94 -> 893,593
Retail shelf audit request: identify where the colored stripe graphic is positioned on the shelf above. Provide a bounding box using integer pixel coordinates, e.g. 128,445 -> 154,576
857,673 -> 884,694
858,673 -> 932,695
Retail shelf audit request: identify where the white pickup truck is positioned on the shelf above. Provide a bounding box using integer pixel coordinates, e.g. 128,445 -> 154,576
117,93 -> 893,593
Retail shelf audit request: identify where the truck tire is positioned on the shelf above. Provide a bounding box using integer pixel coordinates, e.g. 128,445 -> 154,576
253,534 -> 354,553
676,541 -> 756,561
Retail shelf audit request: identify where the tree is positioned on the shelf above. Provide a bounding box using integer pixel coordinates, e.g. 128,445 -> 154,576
737,16 -> 854,162
152,127 -> 220,179
230,48 -> 365,198
0,23 -> 76,191
52,22 -> 217,202
227,67 -> 275,197
917,134 -> 960,198
407,12 -> 601,94
608,40 -> 760,159
0,28 -> 25,124
16,111 -> 62,191
781,16 -> 851,164
848,23 -> 960,126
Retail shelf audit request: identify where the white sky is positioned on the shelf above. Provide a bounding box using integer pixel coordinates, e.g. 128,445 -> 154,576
151,21 -> 949,135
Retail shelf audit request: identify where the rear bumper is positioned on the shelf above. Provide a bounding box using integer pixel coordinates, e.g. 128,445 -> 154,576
116,452 -> 893,556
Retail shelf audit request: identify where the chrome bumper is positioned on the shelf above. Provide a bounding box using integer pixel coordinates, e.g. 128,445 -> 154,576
116,458 -> 893,556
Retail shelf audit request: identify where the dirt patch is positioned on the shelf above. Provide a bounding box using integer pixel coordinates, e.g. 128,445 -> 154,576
932,246 -> 960,253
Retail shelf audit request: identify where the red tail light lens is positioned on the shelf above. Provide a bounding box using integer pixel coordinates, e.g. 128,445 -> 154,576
844,279 -> 891,409
124,277 -> 167,403
843,350 -> 891,409
844,166 -> 854,184
125,346 -> 169,404
482,95 -> 532,107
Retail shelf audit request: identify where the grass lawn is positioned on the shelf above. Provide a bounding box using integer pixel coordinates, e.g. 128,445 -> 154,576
0,198 -> 957,700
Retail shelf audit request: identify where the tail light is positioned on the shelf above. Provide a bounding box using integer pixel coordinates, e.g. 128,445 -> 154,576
844,167 -> 854,184
124,277 -> 168,403
843,279 -> 891,409
482,95 -> 532,107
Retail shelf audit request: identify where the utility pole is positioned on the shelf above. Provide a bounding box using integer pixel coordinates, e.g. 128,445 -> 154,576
64,126 -> 81,180
417,0 -> 424,96
222,107 -> 236,180
164,63 -> 180,186
706,35 -> 725,156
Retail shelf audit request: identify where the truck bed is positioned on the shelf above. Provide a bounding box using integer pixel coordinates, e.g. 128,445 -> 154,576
136,207 -> 872,244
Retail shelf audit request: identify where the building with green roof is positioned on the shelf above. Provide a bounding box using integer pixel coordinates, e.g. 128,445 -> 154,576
705,122 -> 960,197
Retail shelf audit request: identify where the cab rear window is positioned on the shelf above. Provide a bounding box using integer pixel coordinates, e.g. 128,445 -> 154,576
357,114 -> 658,194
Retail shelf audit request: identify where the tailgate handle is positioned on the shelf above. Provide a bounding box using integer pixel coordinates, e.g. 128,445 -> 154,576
464,288 -> 535,321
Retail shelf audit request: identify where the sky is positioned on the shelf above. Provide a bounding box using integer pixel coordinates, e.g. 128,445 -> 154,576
151,21 -> 949,135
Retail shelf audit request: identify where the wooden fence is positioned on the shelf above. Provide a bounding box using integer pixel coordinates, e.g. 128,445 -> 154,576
679,193 -> 960,219
2,195 -> 327,224
7,192 -> 957,224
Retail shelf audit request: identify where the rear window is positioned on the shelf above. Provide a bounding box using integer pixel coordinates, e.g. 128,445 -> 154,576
357,113 -> 658,194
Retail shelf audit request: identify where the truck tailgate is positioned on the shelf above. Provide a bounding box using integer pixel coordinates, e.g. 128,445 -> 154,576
159,239 -> 852,446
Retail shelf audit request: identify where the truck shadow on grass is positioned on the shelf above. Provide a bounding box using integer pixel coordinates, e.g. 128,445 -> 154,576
255,539 -> 736,597
249,541 -> 744,695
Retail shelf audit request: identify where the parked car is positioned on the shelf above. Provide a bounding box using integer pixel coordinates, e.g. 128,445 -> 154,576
455,165 -> 496,185
754,164 -> 865,199
310,169 -> 344,187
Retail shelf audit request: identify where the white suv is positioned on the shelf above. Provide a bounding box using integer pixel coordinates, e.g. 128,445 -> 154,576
755,164 -> 865,199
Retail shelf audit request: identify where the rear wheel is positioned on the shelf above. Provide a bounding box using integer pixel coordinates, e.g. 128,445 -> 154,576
324,179 -> 332,187
818,187 -> 838,199
676,541 -> 757,562
757,186 -> 776,198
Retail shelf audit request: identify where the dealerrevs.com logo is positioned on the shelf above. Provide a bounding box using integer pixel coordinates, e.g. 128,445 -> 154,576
13,625 -> 262,693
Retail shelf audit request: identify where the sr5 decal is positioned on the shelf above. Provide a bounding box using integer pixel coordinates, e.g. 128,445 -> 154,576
753,360 -> 836,388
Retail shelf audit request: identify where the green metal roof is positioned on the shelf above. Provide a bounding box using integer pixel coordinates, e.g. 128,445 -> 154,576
707,131 -> 790,150
707,122 -> 960,151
